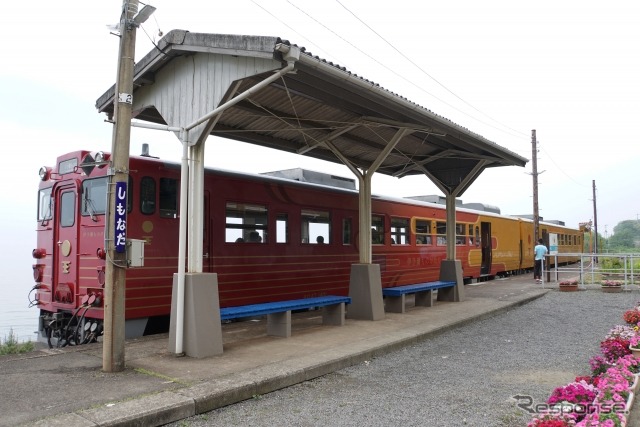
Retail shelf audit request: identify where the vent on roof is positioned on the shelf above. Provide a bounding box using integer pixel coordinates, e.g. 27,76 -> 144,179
261,168 -> 356,190
461,203 -> 501,214
405,195 -> 463,206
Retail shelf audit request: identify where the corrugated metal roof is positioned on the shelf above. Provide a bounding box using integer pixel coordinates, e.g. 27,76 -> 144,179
96,30 -> 527,195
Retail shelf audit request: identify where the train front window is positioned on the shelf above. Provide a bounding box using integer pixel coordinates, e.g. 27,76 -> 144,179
391,217 -> 409,245
60,191 -> 75,227
225,202 -> 268,243
81,177 -> 107,217
38,187 -> 52,221
301,209 -> 330,244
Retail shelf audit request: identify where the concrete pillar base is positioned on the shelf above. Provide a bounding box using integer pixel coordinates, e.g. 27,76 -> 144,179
347,264 -> 385,320
438,260 -> 465,302
168,272 -> 223,357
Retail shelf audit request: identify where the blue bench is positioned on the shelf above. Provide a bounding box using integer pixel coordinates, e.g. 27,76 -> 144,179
220,296 -> 351,338
382,281 -> 457,313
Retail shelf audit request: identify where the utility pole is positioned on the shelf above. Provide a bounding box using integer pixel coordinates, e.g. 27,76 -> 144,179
103,0 -> 142,373
531,130 -> 540,241
592,180 -> 598,258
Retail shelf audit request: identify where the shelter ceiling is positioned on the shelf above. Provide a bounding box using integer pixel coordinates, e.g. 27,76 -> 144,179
96,30 -> 527,195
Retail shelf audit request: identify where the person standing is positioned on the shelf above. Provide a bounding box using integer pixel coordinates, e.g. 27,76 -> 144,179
534,238 -> 548,284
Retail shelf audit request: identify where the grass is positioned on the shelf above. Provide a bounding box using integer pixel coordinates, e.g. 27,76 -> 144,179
0,329 -> 35,355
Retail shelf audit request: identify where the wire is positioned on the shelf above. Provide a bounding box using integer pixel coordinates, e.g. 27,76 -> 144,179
334,0 -> 528,141
538,145 -> 588,188
283,0 -> 527,142
249,1 -> 343,65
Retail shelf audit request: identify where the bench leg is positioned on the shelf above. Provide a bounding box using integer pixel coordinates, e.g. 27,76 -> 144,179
267,311 -> 291,337
415,290 -> 433,307
385,295 -> 406,313
322,302 -> 346,326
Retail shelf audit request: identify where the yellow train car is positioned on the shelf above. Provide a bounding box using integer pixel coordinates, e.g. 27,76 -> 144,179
519,218 -> 582,269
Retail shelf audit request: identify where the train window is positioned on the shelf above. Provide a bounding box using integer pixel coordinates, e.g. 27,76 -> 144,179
343,218 -> 352,245
302,209 -> 330,244
455,223 -> 466,246
81,177 -> 108,217
475,226 -> 480,247
38,187 -> 52,221
371,215 -> 384,244
415,219 -> 432,245
159,178 -> 178,218
436,221 -> 447,245
58,158 -> 78,175
276,214 -> 288,243
391,217 -> 409,245
140,177 -> 156,215
225,202 -> 268,243
60,191 -> 75,227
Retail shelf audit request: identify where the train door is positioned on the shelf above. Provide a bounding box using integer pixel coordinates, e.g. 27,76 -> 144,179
53,183 -> 79,307
481,221 -> 492,275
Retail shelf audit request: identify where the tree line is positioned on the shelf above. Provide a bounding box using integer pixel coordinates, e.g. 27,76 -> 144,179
585,220 -> 640,253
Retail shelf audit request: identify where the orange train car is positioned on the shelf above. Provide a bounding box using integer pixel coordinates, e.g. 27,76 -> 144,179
30,150 -> 581,346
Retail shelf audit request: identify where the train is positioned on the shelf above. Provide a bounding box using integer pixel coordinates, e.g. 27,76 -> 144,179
30,149 -> 582,347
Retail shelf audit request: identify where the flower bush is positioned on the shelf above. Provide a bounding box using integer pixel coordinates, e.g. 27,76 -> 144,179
560,279 -> 579,286
600,337 -> 631,363
577,411 -> 626,427
617,354 -> 640,375
589,356 -> 612,378
527,302 -> 640,427
605,325 -> 636,341
547,380 -> 598,407
528,412 -> 577,427
622,309 -> 640,325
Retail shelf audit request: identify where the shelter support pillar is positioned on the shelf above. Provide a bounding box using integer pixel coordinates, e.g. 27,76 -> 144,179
347,264 -> 385,320
345,127 -> 411,319
438,260 -> 464,302
188,143 -> 205,272
445,194 -> 456,261
169,272 -> 223,357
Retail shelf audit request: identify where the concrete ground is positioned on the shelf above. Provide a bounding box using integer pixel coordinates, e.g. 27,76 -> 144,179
1,276 -> 637,427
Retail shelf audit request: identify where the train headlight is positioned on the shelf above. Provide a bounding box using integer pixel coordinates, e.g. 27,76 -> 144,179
95,151 -> 105,163
38,166 -> 50,181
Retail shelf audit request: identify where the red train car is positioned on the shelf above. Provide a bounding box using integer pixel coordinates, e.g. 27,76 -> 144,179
30,150 -> 581,346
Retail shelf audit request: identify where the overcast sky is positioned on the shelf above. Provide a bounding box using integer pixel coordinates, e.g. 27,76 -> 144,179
1,1 -> 638,313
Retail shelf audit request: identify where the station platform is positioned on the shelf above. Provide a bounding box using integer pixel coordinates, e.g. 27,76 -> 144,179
0,276 -> 586,426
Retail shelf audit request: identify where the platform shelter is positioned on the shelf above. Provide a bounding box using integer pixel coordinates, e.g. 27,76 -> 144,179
96,30 -> 527,357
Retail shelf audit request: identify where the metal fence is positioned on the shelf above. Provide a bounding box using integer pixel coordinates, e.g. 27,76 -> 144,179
543,253 -> 640,290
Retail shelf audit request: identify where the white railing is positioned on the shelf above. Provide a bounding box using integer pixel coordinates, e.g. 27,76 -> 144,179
543,253 -> 639,290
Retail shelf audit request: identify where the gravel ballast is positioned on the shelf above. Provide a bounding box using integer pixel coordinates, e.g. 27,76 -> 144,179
166,289 -> 638,427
